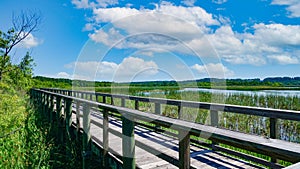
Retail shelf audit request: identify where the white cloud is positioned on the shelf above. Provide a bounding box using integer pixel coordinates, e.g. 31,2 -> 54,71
92,7 -> 140,23
65,57 -> 158,81
82,23 -> 94,31
72,0 -> 118,9
252,23 -> 300,46
272,0 -> 300,18
92,4 -> 219,31
86,3 -> 300,67
267,55 -> 299,64
115,57 -> 158,78
17,33 -> 41,48
181,0 -> 196,7
205,24 -> 300,65
212,0 -> 227,4
89,27 -> 124,46
191,63 -> 234,78
71,0 -> 90,9
57,72 -> 72,79
89,4 -> 220,54
93,0 -> 118,8
222,55 -> 267,66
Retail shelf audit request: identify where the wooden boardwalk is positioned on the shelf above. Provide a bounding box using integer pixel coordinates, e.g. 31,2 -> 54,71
71,105 -> 261,169
32,88 -> 300,169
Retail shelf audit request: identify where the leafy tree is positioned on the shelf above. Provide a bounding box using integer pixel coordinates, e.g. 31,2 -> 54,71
0,11 -> 41,81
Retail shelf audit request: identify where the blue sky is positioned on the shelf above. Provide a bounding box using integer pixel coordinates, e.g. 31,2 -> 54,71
1,0 -> 300,82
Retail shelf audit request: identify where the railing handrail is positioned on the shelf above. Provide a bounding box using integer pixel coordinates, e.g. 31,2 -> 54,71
42,88 -> 300,121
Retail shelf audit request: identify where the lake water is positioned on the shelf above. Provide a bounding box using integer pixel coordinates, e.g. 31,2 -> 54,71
140,88 -> 300,97
179,88 -> 300,97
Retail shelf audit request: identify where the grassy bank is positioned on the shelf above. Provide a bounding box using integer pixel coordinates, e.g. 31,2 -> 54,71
0,85 -> 82,168
0,88 -> 52,168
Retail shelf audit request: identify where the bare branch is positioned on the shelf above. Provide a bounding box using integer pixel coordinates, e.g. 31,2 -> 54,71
5,10 -> 42,55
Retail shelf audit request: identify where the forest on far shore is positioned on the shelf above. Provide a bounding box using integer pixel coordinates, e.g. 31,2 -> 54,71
33,76 -> 300,90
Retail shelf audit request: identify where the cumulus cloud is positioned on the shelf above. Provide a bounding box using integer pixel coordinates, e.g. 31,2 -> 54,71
252,23 -> 300,46
206,24 -> 300,65
92,4 -> 219,31
93,0 -> 118,8
86,2 -> 300,66
191,63 -> 234,78
181,0 -> 196,7
72,0 -> 118,9
17,33 -> 42,48
272,0 -> 300,18
212,0 -> 227,4
65,57 -> 158,82
57,72 -> 72,79
267,55 -> 299,64
89,3 -> 220,56
71,0 -> 90,9
89,27 -> 124,46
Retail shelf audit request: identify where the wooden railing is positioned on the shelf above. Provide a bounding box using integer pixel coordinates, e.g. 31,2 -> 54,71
31,88 -> 300,169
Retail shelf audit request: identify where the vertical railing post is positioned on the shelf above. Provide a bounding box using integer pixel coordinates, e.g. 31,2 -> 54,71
96,94 -> 99,102
42,92 -> 45,116
178,130 -> 190,169
65,98 -> 73,158
46,93 -> 50,121
40,92 -> 43,113
210,110 -> 219,127
65,98 -> 73,137
83,103 -> 91,169
178,105 -> 182,119
155,103 -> 161,130
103,109 -> 109,168
121,98 -> 126,107
90,94 -> 92,101
56,96 -> 63,143
210,109 -> 219,150
76,101 -> 81,141
270,118 -> 278,163
135,100 -> 139,110
122,114 -> 135,169
50,95 -> 54,123
111,97 -> 114,105
103,96 -> 106,104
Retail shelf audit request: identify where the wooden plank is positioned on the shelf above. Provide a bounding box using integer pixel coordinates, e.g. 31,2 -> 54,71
284,162 -> 300,169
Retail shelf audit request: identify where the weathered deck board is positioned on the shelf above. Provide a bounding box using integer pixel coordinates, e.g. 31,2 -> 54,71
71,105 -> 261,169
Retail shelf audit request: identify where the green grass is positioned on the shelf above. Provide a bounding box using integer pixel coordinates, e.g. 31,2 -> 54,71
0,89 -> 83,168
0,93 -> 52,168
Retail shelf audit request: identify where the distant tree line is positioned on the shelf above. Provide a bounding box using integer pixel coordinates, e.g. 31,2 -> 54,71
32,76 -> 300,89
